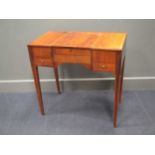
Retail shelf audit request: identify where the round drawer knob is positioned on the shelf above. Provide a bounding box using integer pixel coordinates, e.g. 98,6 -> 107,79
41,59 -> 44,63
101,65 -> 106,68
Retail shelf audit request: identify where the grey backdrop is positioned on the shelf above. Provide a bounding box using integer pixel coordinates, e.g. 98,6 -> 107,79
0,19 -> 155,92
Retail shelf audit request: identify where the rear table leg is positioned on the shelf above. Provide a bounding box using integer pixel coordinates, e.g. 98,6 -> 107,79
54,66 -> 61,94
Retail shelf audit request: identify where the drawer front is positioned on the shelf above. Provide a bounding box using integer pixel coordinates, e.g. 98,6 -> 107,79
93,63 -> 115,72
31,47 -> 53,66
33,58 -> 53,66
54,48 -> 91,64
92,50 -> 116,64
92,50 -> 116,73
54,48 -> 90,55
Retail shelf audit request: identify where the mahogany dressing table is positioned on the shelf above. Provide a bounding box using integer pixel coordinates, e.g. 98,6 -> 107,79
28,31 -> 127,127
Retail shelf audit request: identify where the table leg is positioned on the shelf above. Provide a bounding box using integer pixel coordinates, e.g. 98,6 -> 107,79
54,66 -> 61,94
113,54 -> 121,128
119,58 -> 125,104
113,73 -> 121,128
32,66 -> 45,115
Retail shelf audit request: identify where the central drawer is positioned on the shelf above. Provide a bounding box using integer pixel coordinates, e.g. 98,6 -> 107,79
53,48 -> 91,64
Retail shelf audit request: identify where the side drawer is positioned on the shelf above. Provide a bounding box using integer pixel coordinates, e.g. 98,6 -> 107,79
92,50 -> 116,73
92,50 -> 116,64
31,47 -> 53,66
93,63 -> 115,72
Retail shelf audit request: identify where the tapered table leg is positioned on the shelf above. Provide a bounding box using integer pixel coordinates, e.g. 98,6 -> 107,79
54,66 -> 61,94
113,72 -> 120,128
119,58 -> 125,103
32,66 -> 45,115
113,53 -> 122,128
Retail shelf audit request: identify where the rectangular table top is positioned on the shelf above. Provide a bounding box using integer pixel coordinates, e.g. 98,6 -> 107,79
29,31 -> 127,51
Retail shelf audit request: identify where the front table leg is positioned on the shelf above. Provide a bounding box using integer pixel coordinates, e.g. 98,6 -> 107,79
32,66 -> 45,115
113,54 -> 121,128
113,72 -> 120,128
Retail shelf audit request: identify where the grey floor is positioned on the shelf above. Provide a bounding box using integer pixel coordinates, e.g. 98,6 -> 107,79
0,90 -> 155,135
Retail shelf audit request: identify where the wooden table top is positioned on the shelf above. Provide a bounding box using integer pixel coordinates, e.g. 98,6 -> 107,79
29,31 -> 127,51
